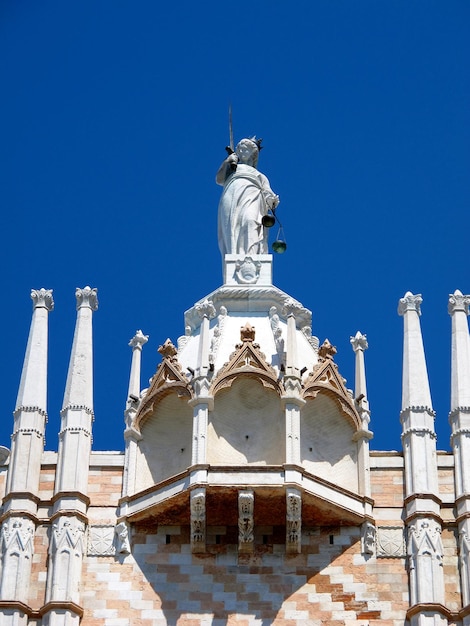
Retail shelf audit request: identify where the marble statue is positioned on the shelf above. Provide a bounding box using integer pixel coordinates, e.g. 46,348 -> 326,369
216,137 -> 279,257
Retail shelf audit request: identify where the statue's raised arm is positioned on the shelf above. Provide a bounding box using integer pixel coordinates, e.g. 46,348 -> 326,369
216,137 -> 279,257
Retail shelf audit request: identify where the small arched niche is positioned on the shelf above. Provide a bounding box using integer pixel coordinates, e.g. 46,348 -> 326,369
300,393 -> 358,493
135,392 -> 193,492
208,377 -> 284,465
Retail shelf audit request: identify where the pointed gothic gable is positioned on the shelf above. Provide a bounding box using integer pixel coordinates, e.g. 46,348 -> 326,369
211,323 -> 282,396
134,339 -> 192,430
303,339 -> 361,430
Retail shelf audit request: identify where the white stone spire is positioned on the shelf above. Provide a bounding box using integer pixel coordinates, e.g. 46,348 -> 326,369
61,286 -> 98,413
55,286 -> 98,501
0,289 -> 53,615
127,329 -> 149,401
398,292 -> 433,410
7,288 -> 53,497
195,299 -> 216,377
398,292 -> 445,620
350,331 -> 372,498
122,330 -> 148,497
350,332 -> 369,413
448,290 -> 470,609
398,291 -> 438,497
449,290 -> 470,411
15,288 -> 54,412
43,287 -> 98,626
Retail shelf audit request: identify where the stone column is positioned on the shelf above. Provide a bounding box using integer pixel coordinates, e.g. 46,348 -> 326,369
122,330 -> 148,497
42,287 -> 97,626
282,300 -> 305,467
398,292 -> 446,626
448,290 -> 470,618
0,288 -> 53,626
190,300 -> 215,472
350,332 -> 373,498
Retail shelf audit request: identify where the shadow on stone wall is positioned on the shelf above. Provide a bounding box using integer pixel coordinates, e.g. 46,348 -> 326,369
128,524 -> 371,625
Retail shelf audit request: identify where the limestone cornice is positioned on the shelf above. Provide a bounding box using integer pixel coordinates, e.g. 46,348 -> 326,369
398,291 -> 422,316
13,405 -> 48,419
400,405 -> 436,419
0,600 -> 36,617
120,463 -> 374,525
185,285 -> 312,331
31,287 -> 54,311
58,425 -> 92,439
450,426 -> 470,445
406,602 -> 455,623
60,404 -> 94,419
1,491 -> 40,508
401,427 -> 437,440
455,509 -> 470,526
39,600 -> 84,618
455,494 -> 470,518
448,290 -> 470,315
0,506 -> 40,526
51,491 -> 90,515
404,495 -> 443,526
11,426 -> 45,439
449,406 -> 470,420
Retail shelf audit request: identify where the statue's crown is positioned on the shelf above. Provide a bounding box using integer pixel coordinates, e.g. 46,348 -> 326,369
250,136 -> 263,151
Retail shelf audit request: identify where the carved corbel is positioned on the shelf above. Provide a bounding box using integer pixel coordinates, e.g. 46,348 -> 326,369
190,488 -> 206,554
286,488 -> 301,554
238,491 -> 254,553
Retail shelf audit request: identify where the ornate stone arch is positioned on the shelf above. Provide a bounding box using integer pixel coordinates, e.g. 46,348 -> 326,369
210,323 -> 283,398
302,340 -> 361,431
133,339 -> 193,432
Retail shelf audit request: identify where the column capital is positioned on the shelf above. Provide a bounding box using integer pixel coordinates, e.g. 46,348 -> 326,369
282,297 -> 306,318
398,292 -> 422,316
129,329 -> 148,351
31,288 -> 54,311
350,331 -> 368,353
195,299 -> 216,320
448,289 -> 470,316
75,286 -> 98,311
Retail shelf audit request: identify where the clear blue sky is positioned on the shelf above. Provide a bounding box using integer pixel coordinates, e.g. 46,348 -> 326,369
1,1 -> 469,452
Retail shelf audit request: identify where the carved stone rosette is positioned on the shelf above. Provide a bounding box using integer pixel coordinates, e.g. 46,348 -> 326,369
0,516 -> 35,600
238,491 -> 254,553
376,526 -> 406,558
190,489 -> 206,554
286,488 -> 301,554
